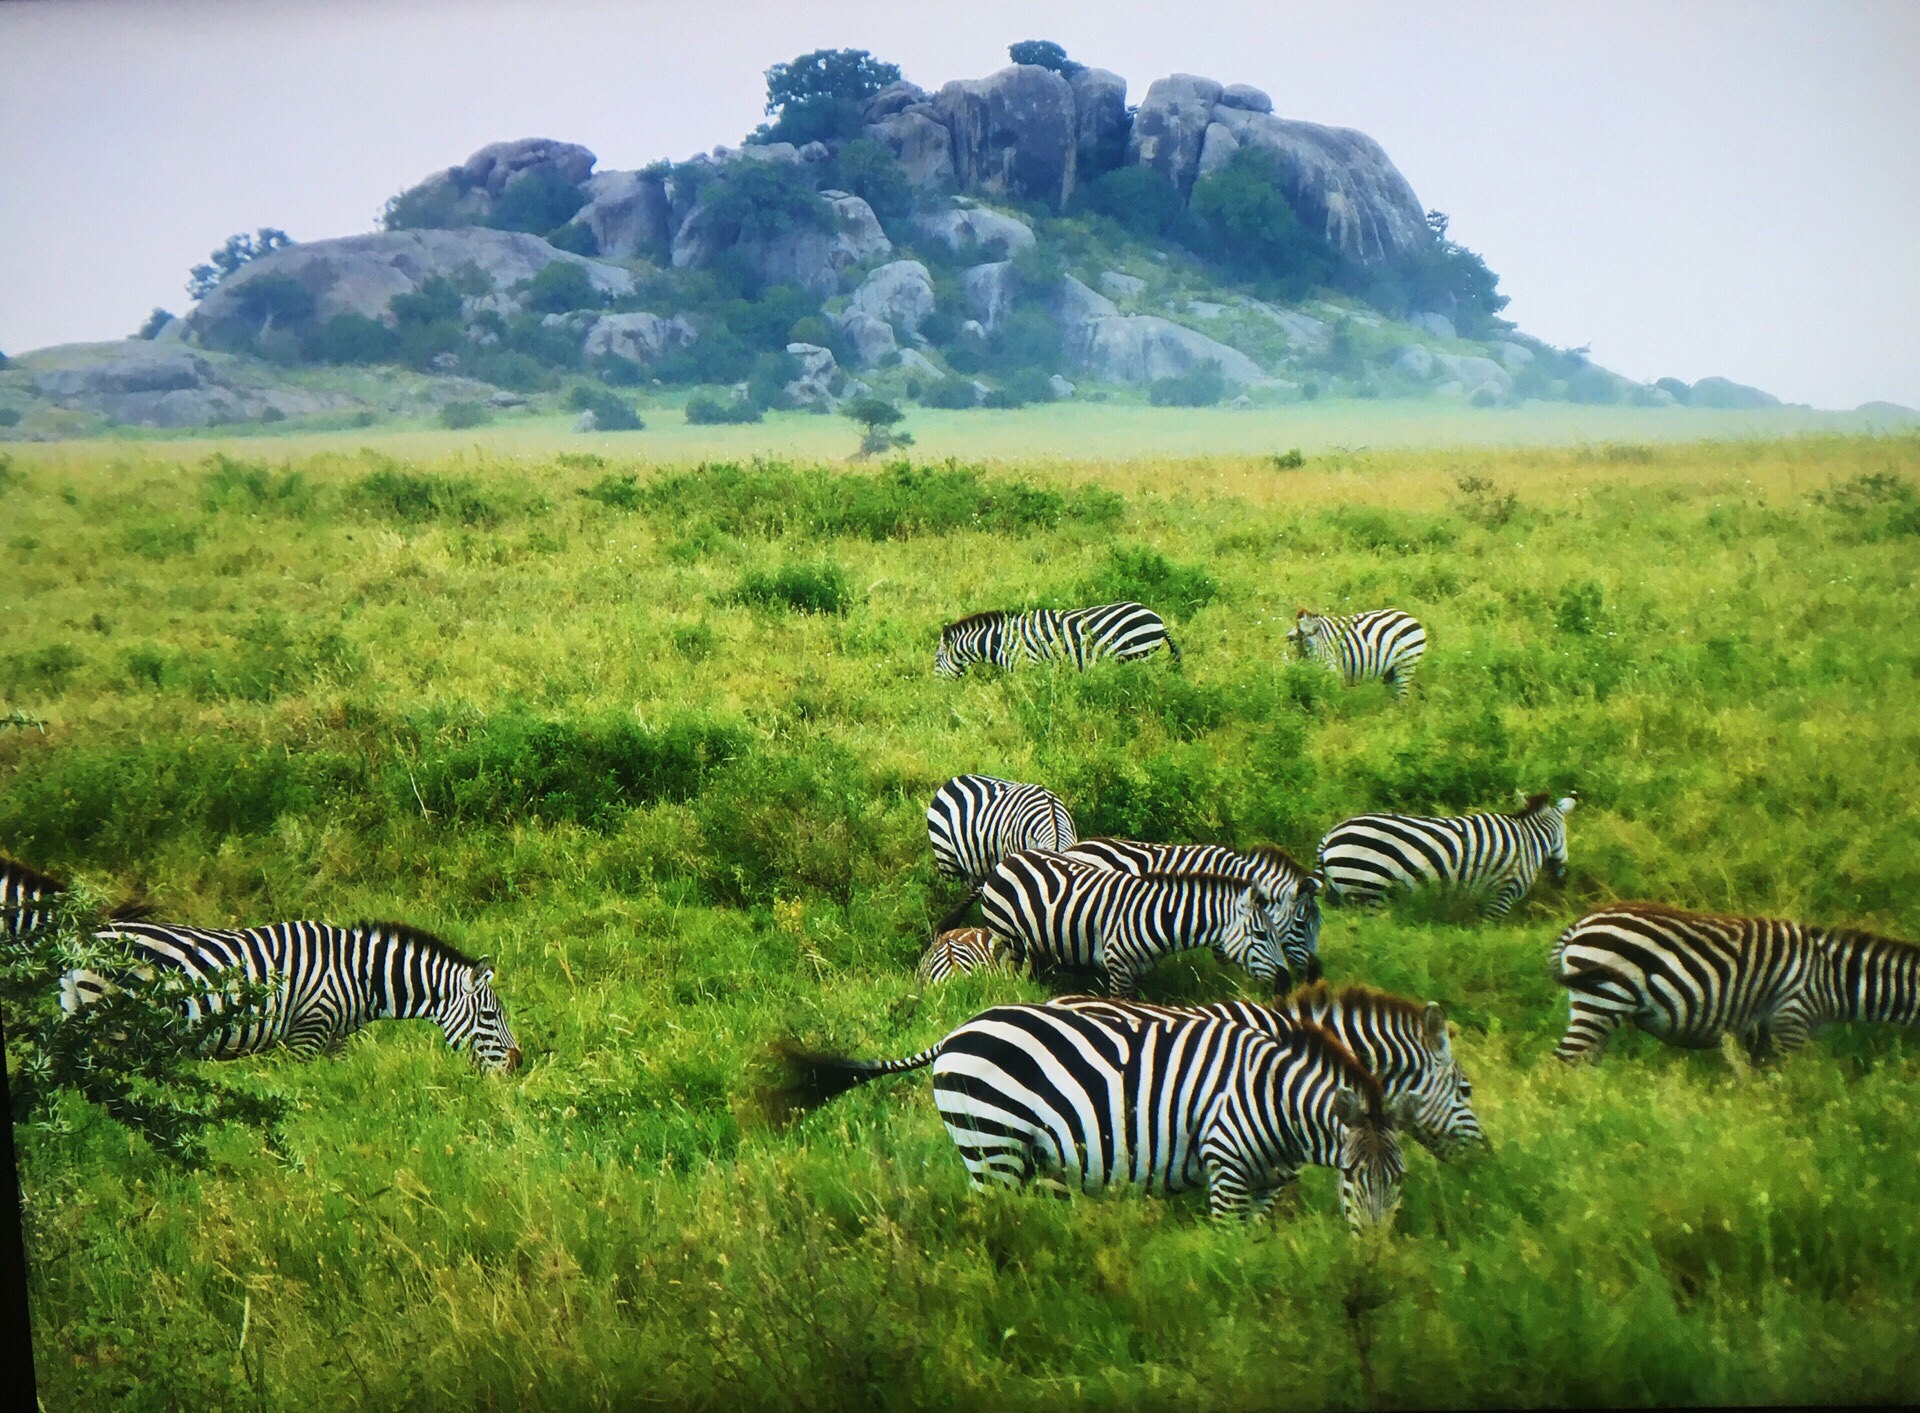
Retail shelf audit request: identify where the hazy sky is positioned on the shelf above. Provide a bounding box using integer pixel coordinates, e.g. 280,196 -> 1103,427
3,0 -> 1916,408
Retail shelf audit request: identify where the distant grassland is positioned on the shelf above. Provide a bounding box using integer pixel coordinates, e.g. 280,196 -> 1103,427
3,430 -> 1919,1409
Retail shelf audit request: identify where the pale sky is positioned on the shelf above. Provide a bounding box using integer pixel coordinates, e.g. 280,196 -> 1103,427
2,0 -> 1916,408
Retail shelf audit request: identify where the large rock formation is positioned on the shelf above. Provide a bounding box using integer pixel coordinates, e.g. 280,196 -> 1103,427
1045,275 -> 1268,386
672,190 -> 887,296
389,139 -> 598,228
19,342 -> 343,427
575,170 -> 672,260
912,200 -> 1036,258
935,65 -> 1080,209
187,230 -> 635,345
845,260 -> 935,340
961,261 -> 1021,332
582,312 -> 697,368
1129,75 -> 1223,200
1068,68 -> 1130,171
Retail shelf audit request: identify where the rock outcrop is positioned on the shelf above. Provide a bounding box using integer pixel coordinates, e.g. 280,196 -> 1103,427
1129,75 -> 1223,199
389,139 -> 598,228
962,261 -> 1020,332
575,170 -> 672,260
187,229 -> 634,346
1069,68 -> 1130,170
845,260 -> 935,340
865,108 -> 957,191
935,65 -> 1080,209
673,190 -> 887,297
836,310 -> 898,367
1685,376 -> 1781,410
1071,315 -> 1269,387
19,341 -> 341,427
582,312 -> 697,367
912,200 -> 1036,258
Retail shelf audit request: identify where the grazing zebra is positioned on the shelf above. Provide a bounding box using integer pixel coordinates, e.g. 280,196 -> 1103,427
935,602 -> 1180,680
1317,793 -> 1577,917
1061,838 -> 1323,984
927,774 -> 1077,928
1552,902 -> 1920,1064
3,856 -> 66,940
979,850 -> 1291,997
776,1002 -> 1412,1227
1286,609 -> 1426,696
916,928 -> 1017,984
1053,982 -> 1483,1157
67,919 -> 523,1072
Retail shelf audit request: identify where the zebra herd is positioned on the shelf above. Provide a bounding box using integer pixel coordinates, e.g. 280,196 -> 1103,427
4,590 -> 1915,1236
780,596 -> 1920,1230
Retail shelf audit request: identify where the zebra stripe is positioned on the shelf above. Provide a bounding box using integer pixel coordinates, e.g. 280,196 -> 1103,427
69,920 -> 522,1072
1553,902 -> 1920,1063
777,1002 -> 1410,1227
1318,793 -> 1576,917
935,601 -> 1180,679
1061,838 -> 1322,986
927,774 -> 1076,930
2,855 -> 66,940
916,928 -> 1017,985
979,850 -> 1288,997
1287,608 -> 1426,695
1052,981 -> 1483,1157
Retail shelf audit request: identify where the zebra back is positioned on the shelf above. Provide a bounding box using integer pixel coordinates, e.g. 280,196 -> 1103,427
2,855 -> 67,939
75,919 -> 521,1072
1552,902 -> 1920,1063
1317,793 -> 1575,916
1287,608 -> 1426,694
979,851 -> 1286,997
927,775 -> 1077,884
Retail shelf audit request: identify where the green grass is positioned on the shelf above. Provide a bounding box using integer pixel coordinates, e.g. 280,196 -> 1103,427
3,431 -> 1919,1409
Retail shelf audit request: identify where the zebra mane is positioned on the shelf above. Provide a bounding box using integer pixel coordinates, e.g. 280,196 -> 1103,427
942,609 -> 1014,634
1242,843 -> 1310,877
2,855 -> 68,896
352,920 -> 483,968
1515,792 -> 1555,815
1286,980 -> 1434,1034
1137,867 -> 1272,898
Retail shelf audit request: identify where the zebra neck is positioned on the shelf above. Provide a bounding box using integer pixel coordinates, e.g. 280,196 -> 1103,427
1819,929 -> 1920,1027
360,930 -> 456,1023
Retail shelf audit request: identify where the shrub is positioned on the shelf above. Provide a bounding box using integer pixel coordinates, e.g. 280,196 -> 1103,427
523,260 -> 600,316
685,394 -> 764,425
1188,147 -> 1334,291
1272,448 -> 1306,470
822,139 -> 914,224
351,468 -> 505,525
545,221 -> 600,256
1081,544 -> 1219,619
136,308 -> 174,339
186,228 -> 292,300
747,350 -> 802,411
308,312 -> 399,364
1149,362 -> 1228,407
568,385 -> 644,431
731,561 -> 854,615
693,743 -> 882,906
700,161 -> 832,246
439,400 -> 491,429
489,167 -> 588,236
1074,166 -> 1183,239
0,408 -> 21,428
920,375 -> 980,409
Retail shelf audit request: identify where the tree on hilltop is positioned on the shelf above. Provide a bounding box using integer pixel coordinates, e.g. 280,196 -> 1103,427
759,48 -> 903,145
1009,40 -> 1083,75
187,228 -> 293,301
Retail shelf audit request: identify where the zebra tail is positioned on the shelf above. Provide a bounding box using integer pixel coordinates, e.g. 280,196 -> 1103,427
935,884 -> 983,933
1165,634 -> 1182,664
765,1038 -> 946,1118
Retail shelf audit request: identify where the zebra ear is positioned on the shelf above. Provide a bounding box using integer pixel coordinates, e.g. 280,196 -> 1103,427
1301,873 -> 1323,897
1557,795 -> 1578,814
1333,1087 -> 1367,1126
470,958 -> 494,986
1423,1002 -> 1448,1048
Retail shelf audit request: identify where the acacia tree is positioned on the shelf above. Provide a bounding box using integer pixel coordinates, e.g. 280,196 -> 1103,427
759,48 -> 903,145
186,228 -> 293,301
844,396 -> 912,457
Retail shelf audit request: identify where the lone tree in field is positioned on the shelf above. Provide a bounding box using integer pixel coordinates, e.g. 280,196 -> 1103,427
845,396 -> 913,458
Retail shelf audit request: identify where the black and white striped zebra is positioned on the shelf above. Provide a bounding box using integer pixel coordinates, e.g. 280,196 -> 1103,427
776,1002 -> 1412,1227
1060,838 -> 1323,985
1286,608 -> 1426,696
1552,902 -> 1920,1064
916,928 -> 1017,984
1053,981 -> 1483,1157
3,856 -> 67,940
67,919 -> 523,1072
927,774 -> 1076,927
935,602 -> 1180,680
1317,793 -> 1577,917
979,850 -> 1289,997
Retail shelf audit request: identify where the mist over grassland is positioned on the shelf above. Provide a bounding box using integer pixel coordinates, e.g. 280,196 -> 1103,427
4,429 -> 1919,1407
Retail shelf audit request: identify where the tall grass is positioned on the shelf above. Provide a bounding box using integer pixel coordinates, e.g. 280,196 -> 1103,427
2,434 -> 1918,1408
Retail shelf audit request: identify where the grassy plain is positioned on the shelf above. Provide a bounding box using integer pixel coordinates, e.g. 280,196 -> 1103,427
3,425 -> 1919,1409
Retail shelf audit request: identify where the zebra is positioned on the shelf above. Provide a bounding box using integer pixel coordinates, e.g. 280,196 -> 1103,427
1061,837 -> 1323,985
3,855 -> 67,940
935,602 -> 1180,680
916,928 -> 1018,985
775,1001 -> 1413,1227
66,919 -> 523,1072
1317,793 -> 1577,917
1552,902 -> 1920,1064
1051,981 -> 1483,1157
927,774 -> 1076,928
978,850 -> 1292,997
1286,608 -> 1426,696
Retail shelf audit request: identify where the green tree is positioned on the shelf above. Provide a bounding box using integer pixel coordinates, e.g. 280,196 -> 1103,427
522,260 -> 600,315
1074,166 -> 1183,239
1188,147 -> 1333,292
823,138 -> 914,223
760,48 -> 903,145
1008,40 -> 1082,75
844,396 -> 912,456
703,160 -> 833,244
187,228 -> 293,301
1393,210 -> 1511,337
136,308 -> 175,339
489,167 -> 588,237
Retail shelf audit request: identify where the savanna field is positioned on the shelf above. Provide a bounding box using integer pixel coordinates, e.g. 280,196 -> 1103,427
3,426 -> 1920,1409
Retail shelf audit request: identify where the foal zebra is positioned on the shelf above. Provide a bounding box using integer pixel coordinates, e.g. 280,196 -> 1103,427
69,919 -> 523,1072
927,774 -> 1076,928
1317,793 -> 1576,917
777,1001 -> 1411,1227
1053,982 -> 1483,1157
1061,838 -> 1322,984
916,928 -> 1017,984
935,602 -> 1180,679
979,850 -> 1294,997
3,856 -> 66,939
1552,903 -> 1920,1063
1287,609 -> 1426,696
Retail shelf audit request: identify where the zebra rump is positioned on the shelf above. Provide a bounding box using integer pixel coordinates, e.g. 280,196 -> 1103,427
927,774 -> 1076,928
1552,902 -> 1920,1064
773,1002 -> 1411,1227
1317,793 -> 1576,917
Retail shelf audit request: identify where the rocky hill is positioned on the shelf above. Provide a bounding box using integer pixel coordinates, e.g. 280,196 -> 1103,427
0,46 -> 1800,436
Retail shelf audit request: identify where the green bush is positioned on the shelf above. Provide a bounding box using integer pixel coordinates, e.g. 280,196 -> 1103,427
439,400 -> 491,430
1148,362 -> 1228,407
920,375 -> 980,409
685,394 -> 764,425
350,467 -> 509,526
1188,146 -> 1335,292
821,138 -> 915,223
693,743 -> 884,905
567,385 -> 644,431
1074,166 -> 1184,239
522,261 -> 600,316
545,221 -> 600,256
1081,544 -> 1219,619
730,561 -> 854,615
308,312 -> 400,364
489,168 -> 588,236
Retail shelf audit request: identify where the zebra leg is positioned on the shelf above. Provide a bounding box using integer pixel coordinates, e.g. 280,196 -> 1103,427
1555,991 -> 1627,1063
1483,878 -> 1526,919
1245,1172 -> 1300,1223
1752,1005 -> 1814,1062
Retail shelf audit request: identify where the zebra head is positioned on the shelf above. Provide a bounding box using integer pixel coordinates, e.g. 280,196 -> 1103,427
1332,1087 -> 1414,1233
436,958 -> 523,1074
1408,1002 -> 1484,1158
1285,609 -> 1327,657
934,631 -> 962,680
1284,876 -> 1324,984
1221,886 -> 1290,992
1533,792 -> 1578,884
